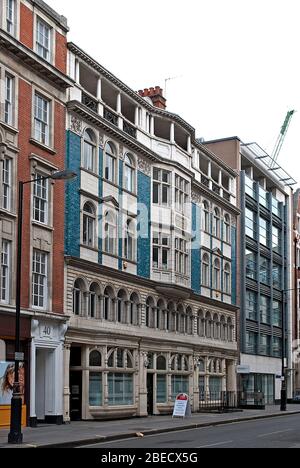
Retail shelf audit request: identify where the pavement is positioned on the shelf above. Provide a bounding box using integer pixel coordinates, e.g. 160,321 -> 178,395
1,405 -> 300,448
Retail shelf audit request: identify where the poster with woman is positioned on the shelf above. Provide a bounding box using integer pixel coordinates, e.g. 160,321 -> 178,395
0,362 -> 25,405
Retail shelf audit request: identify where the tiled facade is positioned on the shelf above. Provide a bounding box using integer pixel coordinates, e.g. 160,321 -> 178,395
64,44 -> 240,421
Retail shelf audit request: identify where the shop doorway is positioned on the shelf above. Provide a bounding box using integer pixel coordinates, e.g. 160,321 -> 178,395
70,372 -> 82,421
147,374 -> 154,415
36,349 -> 55,422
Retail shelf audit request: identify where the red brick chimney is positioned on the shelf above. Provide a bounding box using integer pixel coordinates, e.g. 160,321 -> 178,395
138,86 -> 167,110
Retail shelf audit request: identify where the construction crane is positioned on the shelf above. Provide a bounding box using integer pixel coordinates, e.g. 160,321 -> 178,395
270,110 -> 295,168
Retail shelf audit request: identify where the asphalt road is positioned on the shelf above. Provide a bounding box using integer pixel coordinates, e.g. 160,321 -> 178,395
81,414 -> 300,448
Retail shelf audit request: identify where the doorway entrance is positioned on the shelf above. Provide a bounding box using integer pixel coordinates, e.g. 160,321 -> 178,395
147,374 -> 154,415
70,372 -> 82,421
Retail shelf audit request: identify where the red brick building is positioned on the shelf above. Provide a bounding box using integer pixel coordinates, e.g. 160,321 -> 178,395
0,0 -> 71,426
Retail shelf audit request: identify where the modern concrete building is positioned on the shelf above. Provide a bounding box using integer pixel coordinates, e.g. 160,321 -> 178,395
205,138 -> 296,404
63,45 -> 240,421
293,189 -> 300,394
0,0 -> 71,426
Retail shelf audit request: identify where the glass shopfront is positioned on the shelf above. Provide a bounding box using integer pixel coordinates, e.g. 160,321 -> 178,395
240,373 -> 275,405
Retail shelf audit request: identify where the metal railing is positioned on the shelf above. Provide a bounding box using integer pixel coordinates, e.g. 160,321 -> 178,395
199,392 -> 238,413
82,92 -> 98,113
104,107 -> 118,127
198,391 -> 266,412
238,391 -> 265,409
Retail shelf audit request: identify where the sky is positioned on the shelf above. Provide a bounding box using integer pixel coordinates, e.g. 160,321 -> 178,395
48,0 -> 300,187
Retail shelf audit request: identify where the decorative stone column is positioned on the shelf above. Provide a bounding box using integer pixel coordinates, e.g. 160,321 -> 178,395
125,301 -> 131,324
227,360 -> 237,392
103,371 -> 109,407
112,298 -> 118,322
193,356 -> 200,412
150,116 -> 154,136
170,122 -> 175,144
187,135 -> 192,154
138,351 -> 148,416
222,359 -> 227,392
75,59 -> 80,84
135,106 -> 139,126
83,292 -> 89,318
117,93 -> 123,130
98,295 -> 104,320
63,344 -> 71,423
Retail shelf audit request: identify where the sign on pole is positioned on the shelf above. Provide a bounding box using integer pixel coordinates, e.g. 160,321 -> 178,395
172,393 -> 191,418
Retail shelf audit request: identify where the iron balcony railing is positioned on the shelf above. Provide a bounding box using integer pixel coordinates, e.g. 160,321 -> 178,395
82,92 -> 98,113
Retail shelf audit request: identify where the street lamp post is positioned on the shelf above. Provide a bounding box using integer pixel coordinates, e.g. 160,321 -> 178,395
281,289 -> 287,412
8,170 -> 77,444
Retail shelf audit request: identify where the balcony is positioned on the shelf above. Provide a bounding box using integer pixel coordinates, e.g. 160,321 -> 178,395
82,92 -> 98,113
104,107 -> 118,127
201,175 -> 210,188
123,120 -> 137,139
212,183 -> 221,196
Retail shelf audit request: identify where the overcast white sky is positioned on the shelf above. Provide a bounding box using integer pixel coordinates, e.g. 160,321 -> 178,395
48,0 -> 300,187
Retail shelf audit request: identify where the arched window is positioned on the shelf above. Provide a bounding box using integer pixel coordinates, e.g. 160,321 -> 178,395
198,359 -> 205,373
124,218 -> 135,262
83,202 -> 96,247
177,305 -> 185,334
213,314 -> 220,340
104,286 -> 115,321
220,316 -> 226,341
213,258 -> 221,290
104,211 -> 117,254
126,351 -> 133,369
168,302 -> 176,332
224,263 -> 231,294
157,299 -> 165,330
228,317 -> 234,342
209,359 -> 216,374
83,129 -> 96,172
89,350 -> 102,367
117,290 -> 127,324
224,214 -> 231,243
186,307 -> 194,335
205,312 -> 212,338
104,142 -> 116,183
89,283 -> 100,318
197,310 -> 205,337
146,297 -> 155,328
124,154 -> 135,193
130,293 -> 139,326
202,253 -> 210,287
202,201 -> 210,233
213,208 -> 220,238
157,356 -> 167,371
108,349 -> 115,367
117,349 -> 124,368
73,279 -> 85,316
182,356 -> 189,372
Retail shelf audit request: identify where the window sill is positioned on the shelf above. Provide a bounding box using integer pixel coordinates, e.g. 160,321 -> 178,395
80,244 -> 99,253
81,167 -> 100,179
102,178 -> 120,190
0,208 -> 17,219
32,220 -> 54,232
122,188 -> 137,198
29,138 -> 56,155
0,120 -> 19,134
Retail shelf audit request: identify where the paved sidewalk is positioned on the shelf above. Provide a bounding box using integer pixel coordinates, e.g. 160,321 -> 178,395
1,405 -> 300,448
